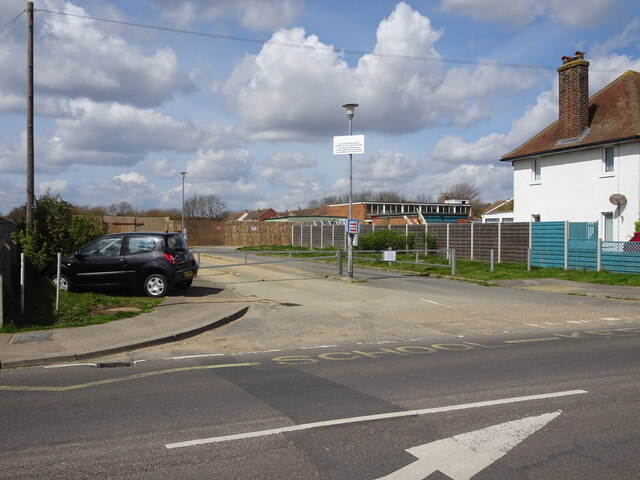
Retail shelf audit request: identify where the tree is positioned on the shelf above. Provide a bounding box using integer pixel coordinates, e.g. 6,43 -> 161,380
13,193 -> 108,269
5,205 -> 26,221
441,182 -> 482,205
106,201 -> 136,216
373,190 -> 406,202
184,194 -> 229,220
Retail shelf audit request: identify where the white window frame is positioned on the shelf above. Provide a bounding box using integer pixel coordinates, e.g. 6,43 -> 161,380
532,158 -> 541,182
603,146 -> 615,174
602,212 -> 614,241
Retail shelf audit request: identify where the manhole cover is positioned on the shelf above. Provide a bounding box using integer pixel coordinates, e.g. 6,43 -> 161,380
11,331 -> 54,344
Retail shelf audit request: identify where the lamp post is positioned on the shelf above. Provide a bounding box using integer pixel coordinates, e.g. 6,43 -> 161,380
342,103 -> 358,278
180,171 -> 187,237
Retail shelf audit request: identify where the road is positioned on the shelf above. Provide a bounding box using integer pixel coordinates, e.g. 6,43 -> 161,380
1,256 -> 639,479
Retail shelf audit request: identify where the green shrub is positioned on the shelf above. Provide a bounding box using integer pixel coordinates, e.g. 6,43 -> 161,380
13,193 -> 108,270
425,232 -> 438,250
635,220 -> 640,232
358,229 -> 410,250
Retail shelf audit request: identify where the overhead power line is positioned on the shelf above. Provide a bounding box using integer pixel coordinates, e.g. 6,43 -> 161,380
36,8 -> 627,73
0,8 -> 25,36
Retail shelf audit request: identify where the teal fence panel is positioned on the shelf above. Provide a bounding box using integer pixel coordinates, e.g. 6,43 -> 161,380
568,239 -> 597,271
567,222 -> 598,271
601,241 -> 640,273
569,222 -> 597,240
531,222 -> 565,268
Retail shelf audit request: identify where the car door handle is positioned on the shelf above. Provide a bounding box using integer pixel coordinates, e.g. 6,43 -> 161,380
120,258 -> 128,265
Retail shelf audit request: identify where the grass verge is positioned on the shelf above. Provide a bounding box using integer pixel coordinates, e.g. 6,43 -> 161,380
238,246 -> 640,286
1,271 -> 164,333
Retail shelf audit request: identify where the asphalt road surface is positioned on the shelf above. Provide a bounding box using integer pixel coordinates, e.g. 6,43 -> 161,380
1,256 -> 639,479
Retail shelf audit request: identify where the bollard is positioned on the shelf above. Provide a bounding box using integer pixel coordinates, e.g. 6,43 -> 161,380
337,249 -> 344,276
55,252 -> 61,312
450,249 -> 456,275
0,274 -> 3,328
20,253 -> 25,314
490,249 -> 494,272
527,248 -> 532,271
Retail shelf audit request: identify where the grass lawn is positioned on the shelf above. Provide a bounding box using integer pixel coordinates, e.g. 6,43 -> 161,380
239,246 -> 640,287
1,272 -> 164,333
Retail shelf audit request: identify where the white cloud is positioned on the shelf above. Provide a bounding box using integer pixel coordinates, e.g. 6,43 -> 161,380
439,0 -> 617,29
431,44 -> 640,168
0,0 -> 194,113
114,172 -> 147,184
223,2 -> 540,139
148,158 -> 182,180
186,148 -> 253,182
264,151 -> 316,169
149,0 -> 301,31
361,149 -> 418,182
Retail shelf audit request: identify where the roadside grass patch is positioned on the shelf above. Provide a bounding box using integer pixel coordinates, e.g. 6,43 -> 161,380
238,245 -> 640,286
1,272 -> 163,333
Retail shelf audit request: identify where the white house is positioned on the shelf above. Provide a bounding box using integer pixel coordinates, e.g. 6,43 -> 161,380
501,52 -> 640,241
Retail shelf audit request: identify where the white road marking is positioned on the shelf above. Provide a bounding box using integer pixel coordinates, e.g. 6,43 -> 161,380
163,354 -> 225,360
235,349 -> 283,355
44,363 -> 97,369
420,299 -> 454,309
602,317 -> 622,321
299,345 -> 340,350
376,411 -> 561,480
165,389 -> 586,449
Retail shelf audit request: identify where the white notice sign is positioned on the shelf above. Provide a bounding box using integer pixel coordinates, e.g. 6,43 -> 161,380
333,135 -> 365,155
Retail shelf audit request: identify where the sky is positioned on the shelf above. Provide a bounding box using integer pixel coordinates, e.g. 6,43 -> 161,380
1,0 -> 639,216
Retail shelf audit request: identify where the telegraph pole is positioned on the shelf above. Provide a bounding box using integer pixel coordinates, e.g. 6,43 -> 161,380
26,1 -> 35,229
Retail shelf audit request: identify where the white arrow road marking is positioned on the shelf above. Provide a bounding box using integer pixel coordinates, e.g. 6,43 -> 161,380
376,411 -> 561,480
165,391 -> 584,449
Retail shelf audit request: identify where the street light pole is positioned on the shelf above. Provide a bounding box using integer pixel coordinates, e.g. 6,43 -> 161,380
342,103 -> 358,278
180,171 -> 187,236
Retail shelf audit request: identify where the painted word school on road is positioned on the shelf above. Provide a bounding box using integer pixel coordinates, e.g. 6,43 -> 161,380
271,326 -> 640,365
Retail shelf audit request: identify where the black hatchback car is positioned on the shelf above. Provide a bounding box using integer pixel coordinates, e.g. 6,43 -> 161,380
52,232 -> 198,297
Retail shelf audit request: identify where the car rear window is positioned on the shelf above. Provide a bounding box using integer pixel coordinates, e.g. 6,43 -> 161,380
166,234 -> 188,251
126,235 -> 163,255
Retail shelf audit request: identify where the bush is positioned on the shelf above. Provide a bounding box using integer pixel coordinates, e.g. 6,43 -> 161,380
635,220 -> 640,232
358,229 -> 410,250
13,193 -> 108,270
425,232 -> 438,250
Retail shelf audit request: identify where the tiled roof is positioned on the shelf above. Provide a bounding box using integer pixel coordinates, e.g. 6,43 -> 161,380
502,70 -> 640,161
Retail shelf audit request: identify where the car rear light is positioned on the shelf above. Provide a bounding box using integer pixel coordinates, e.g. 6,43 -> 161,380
163,253 -> 177,265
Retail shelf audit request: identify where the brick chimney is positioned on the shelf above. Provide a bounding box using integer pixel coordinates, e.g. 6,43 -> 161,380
557,51 -> 590,140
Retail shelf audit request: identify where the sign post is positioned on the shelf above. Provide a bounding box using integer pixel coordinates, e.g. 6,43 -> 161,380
335,104 -> 363,278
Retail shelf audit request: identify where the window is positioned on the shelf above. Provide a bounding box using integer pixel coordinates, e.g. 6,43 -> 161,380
532,214 -> 540,222
603,146 -> 614,173
126,235 -> 162,255
80,236 -> 123,257
532,158 -> 541,182
603,212 -> 613,241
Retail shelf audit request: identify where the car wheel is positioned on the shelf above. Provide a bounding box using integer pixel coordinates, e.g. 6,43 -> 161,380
52,274 -> 72,292
144,273 -> 168,297
174,279 -> 193,290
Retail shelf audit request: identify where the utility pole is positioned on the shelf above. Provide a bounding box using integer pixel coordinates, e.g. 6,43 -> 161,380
26,1 -> 35,229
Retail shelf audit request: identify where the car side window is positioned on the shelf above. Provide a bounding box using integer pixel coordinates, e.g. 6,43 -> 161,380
125,235 -> 162,255
80,237 -> 123,257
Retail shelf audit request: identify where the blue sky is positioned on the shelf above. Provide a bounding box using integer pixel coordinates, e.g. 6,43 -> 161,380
1,0 -> 639,215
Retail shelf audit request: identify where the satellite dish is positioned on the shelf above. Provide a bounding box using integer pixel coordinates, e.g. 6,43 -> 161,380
609,193 -> 627,206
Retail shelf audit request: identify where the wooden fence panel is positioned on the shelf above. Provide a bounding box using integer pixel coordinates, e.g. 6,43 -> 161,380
501,223 -> 529,263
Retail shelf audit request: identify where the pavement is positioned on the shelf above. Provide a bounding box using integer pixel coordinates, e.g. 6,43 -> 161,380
1,255 -> 640,369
